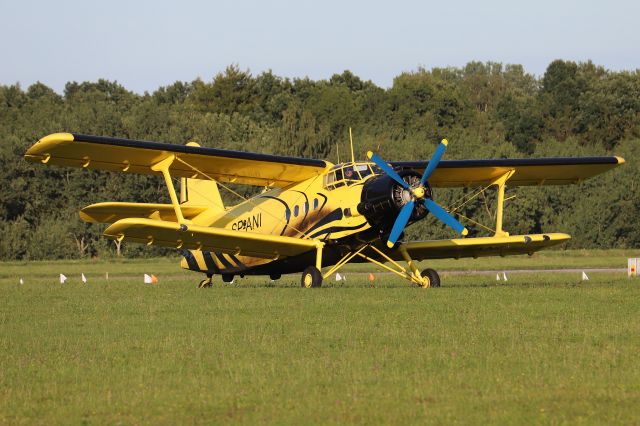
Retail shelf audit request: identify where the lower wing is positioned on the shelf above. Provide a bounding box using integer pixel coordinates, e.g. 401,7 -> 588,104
385,233 -> 570,261
104,218 -> 319,259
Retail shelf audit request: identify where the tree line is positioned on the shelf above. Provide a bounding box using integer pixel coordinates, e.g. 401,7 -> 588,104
0,60 -> 638,260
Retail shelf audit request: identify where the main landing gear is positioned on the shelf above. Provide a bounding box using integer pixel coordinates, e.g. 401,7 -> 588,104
301,266 -> 323,288
314,243 -> 441,288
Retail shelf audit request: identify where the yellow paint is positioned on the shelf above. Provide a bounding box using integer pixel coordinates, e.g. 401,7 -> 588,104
24,132 -> 623,288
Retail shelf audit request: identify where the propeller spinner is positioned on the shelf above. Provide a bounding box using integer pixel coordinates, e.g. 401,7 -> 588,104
367,139 -> 468,248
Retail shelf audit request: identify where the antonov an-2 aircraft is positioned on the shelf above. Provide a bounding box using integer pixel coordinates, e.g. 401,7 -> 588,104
25,132 -> 624,288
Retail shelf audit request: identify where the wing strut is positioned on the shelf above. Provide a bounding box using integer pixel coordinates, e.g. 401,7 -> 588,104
492,169 -> 515,237
150,155 -> 188,229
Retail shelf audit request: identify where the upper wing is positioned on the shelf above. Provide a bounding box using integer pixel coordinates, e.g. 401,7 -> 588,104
25,133 -> 332,187
381,233 -> 570,261
104,218 -> 319,259
391,157 -> 624,187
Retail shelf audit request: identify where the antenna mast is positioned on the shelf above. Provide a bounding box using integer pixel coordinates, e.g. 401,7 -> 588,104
349,127 -> 355,163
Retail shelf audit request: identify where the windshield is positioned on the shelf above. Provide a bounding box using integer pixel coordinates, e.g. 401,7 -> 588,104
323,162 -> 380,190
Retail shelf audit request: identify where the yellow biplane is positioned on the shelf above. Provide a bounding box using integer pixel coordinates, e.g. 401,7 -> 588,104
25,132 -> 624,288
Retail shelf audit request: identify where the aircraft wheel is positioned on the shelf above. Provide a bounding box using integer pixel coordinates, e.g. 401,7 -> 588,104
198,277 -> 213,288
269,273 -> 281,281
301,266 -> 322,288
420,268 -> 440,288
222,274 -> 234,283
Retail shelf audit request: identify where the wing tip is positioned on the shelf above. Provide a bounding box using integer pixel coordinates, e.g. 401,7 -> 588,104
615,156 -> 625,165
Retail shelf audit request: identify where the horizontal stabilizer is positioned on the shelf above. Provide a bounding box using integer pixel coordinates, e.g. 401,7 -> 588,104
80,202 -> 209,224
103,218 -> 319,259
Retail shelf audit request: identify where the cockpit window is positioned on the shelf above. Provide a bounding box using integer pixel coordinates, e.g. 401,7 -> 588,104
323,162 -> 379,190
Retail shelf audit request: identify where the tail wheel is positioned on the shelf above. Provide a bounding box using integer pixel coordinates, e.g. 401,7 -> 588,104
420,268 -> 440,288
301,266 -> 323,288
198,277 -> 213,288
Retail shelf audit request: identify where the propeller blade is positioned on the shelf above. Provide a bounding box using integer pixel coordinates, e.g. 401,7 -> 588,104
420,139 -> 448,185
367,151 -> 409,190
387,201 -> 415,248
423,198 -> 468,235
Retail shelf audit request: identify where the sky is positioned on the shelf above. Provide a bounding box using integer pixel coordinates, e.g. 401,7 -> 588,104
1,0 -> 639,93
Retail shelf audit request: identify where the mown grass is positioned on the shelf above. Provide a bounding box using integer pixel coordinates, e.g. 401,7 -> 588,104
1,257 -> 639,424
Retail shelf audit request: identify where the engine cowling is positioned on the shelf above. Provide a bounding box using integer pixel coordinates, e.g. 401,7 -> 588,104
357,170 -> 431,230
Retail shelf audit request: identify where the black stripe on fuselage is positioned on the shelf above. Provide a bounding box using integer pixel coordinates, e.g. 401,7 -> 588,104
214,252 -> 235,270
257,195 -> 291,236
181,250 -> 199,271
303,208 -> 344,237
202,251 -> 219,272
308,222 -> 368,239
227,254 -> 246,270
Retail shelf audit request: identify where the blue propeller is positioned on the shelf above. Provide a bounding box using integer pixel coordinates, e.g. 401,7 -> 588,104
367,139 -> 468,248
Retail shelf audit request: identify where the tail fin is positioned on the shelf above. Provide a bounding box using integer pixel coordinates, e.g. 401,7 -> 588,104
179,141 -> 225,218
180,177 -> 225,214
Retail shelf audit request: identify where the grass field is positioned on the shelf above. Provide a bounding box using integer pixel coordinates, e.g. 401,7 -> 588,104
1,252 -> 639,424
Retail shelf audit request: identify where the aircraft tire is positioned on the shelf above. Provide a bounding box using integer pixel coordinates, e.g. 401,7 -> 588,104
222,274 -> 234,283
301,266 -> 323,288
420,268 -> 441,288
198,278 -> 213,288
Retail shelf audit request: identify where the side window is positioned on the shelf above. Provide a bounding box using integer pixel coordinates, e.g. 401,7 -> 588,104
313,198 -> 319,210
324,172 -> 337,190
304,202 -> 309,214
293,205 -> 299,217
285,208 -> 291,221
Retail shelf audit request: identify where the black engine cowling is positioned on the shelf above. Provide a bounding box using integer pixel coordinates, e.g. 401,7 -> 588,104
357,170 -> 431,230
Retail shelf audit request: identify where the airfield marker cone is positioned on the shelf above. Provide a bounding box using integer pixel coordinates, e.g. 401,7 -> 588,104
59,274 -> 67,284
496,273 -> 501,281
368,273 -> 375,282
503,272 -> 508,281
144,274 -> 152,284
81,273 -> 87,284
150,274 -> 158,284
105,272 -> 109,280
19,278 -> 24,285
581,271 -> 589,281
335,272 -> 343,281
